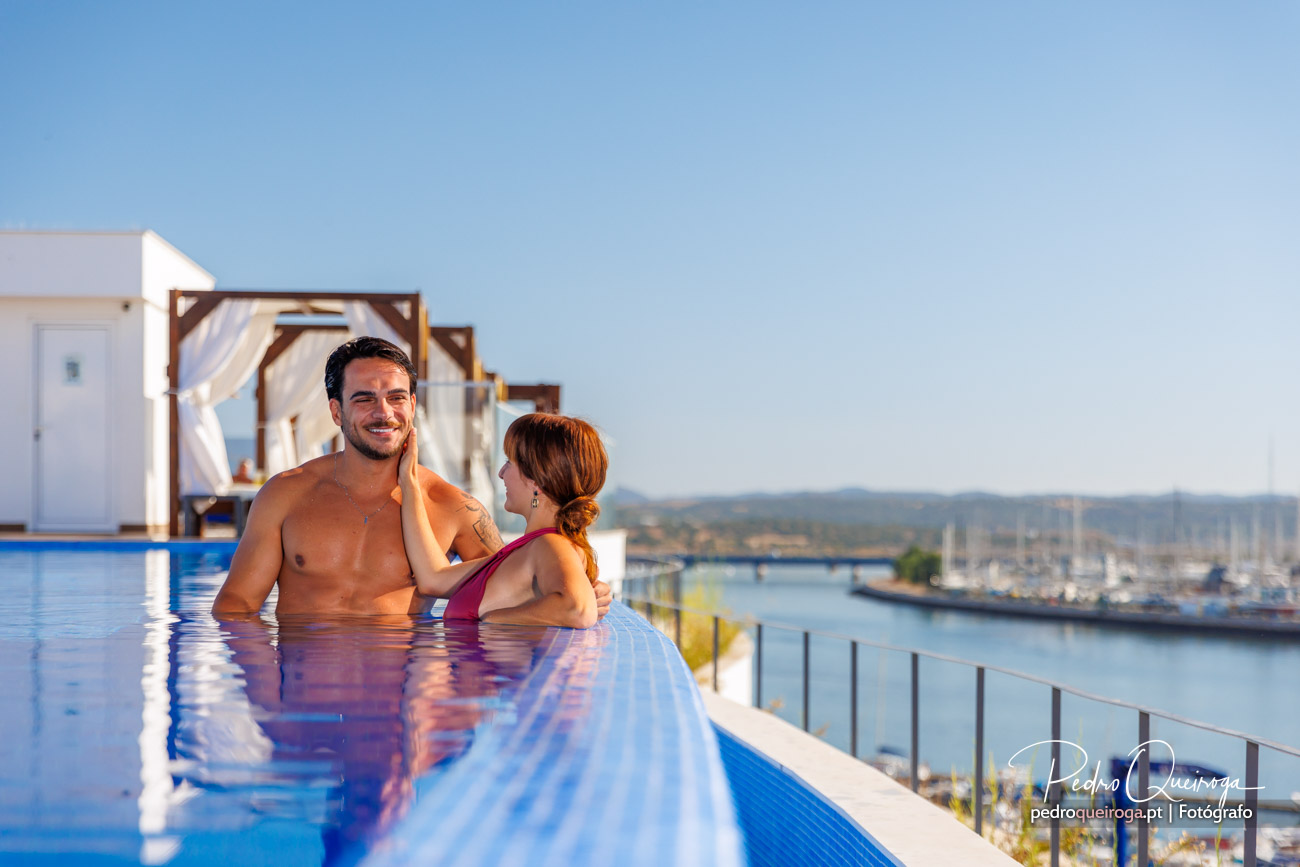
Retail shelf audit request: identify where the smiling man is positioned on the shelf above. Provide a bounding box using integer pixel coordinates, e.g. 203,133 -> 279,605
212,336 -> 611,617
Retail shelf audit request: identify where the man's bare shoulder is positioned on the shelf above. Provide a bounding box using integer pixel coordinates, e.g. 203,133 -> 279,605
249,458 -> 329,510
411,466 -> 503,554
413,465 -> 468,505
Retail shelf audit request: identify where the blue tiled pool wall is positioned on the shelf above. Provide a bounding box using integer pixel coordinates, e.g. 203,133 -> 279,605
715,727 -> 903,867
367,605 -> 745,867
0,545 -> 746,867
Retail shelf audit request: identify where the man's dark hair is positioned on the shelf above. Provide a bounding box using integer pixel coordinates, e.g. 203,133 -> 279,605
324,336 -> 418,403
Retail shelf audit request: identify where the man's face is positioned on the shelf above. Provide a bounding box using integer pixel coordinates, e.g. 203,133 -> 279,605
329,357 -> 415,461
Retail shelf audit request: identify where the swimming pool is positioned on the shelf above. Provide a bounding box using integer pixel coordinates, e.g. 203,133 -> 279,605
0,545 -> 744,866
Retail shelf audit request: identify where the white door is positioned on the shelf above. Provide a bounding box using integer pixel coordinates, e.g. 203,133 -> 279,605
34,325 -> 113,531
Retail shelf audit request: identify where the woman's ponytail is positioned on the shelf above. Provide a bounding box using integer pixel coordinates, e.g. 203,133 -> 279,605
556,496 -> 601,582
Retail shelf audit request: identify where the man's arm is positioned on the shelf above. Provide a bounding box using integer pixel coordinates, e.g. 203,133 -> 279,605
450,491 -> 504,560
400,473 -> 492,597
212,480 -> 291,615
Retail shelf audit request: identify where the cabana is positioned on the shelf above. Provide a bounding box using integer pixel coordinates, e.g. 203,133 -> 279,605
0,229 -> 559,536
168,289 -> 560,536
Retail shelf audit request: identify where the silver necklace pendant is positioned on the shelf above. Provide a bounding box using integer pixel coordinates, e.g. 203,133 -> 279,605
334,453 -> 391,525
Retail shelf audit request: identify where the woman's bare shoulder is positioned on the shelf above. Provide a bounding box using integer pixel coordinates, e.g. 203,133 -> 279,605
530,532 -> 587,570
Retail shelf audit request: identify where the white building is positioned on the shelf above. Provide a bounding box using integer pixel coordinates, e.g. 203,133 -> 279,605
0,230 -> 214,532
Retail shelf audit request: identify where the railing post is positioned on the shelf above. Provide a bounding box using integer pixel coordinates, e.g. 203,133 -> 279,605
1138,711 -> 1149,867
1244,740 -> 1259,867
673,568 -> 682,647
974,666 -> 985,836
802,631 -> 811,732
711,615 -> 720,692
850,640 -> 859,759
1050,686 -> 1060,867
910,652 -> 919,793
754,623 -> 763,709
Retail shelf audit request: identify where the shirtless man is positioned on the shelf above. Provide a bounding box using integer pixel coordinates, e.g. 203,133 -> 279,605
211,336 -> 611,616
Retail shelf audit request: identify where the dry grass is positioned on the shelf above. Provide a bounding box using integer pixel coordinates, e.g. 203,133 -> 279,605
650,583 -> 744,673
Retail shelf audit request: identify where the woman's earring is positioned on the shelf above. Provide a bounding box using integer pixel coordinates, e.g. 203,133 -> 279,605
531,491 -> 539,509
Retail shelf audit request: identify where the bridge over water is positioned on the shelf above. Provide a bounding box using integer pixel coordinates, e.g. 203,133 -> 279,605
670,554 -> 895,582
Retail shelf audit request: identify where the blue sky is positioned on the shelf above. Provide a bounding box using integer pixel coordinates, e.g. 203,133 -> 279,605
4,2 -> 1300,498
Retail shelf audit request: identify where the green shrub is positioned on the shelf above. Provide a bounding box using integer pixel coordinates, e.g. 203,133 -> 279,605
894,545 -> 941,584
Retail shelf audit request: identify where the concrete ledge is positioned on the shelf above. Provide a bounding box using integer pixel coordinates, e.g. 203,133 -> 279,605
702,692 -> 1017,867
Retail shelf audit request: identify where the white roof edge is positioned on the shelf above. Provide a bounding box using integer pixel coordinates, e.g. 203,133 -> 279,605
141,229 -> 216,284
0,228 -> 216,285
0,228 -> 148,237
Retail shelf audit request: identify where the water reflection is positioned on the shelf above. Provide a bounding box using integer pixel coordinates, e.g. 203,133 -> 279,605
0,552 -> 570,864
180,615 -> 550,864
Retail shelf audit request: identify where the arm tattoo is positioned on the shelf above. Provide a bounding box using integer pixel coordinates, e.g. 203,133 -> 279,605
460,494 -> 504,552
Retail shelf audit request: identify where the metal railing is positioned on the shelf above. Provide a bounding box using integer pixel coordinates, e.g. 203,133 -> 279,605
622,557 -> 1300,867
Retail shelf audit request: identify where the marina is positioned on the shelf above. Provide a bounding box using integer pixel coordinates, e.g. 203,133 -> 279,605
659,560 -> 1300,864
679,561 -> 1300,778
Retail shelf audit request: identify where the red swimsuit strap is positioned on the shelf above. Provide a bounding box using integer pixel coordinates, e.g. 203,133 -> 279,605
443,527 -> 560,620
498,527 -> 560,556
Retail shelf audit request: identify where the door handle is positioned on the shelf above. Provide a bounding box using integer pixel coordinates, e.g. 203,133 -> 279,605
33,426 -> 42,441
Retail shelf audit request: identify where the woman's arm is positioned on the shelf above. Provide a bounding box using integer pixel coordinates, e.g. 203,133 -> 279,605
398,432 -> 488,597
481,538 -> 597,628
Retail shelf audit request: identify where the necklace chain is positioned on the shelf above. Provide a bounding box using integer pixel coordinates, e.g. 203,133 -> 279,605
333,452 -> 392,525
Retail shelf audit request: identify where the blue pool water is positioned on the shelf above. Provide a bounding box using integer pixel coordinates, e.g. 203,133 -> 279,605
0,547 -> 745,866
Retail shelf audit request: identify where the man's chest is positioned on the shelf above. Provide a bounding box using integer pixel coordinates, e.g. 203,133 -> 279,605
280,500 -> 411,581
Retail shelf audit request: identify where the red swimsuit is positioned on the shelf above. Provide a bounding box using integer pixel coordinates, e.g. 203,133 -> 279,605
442,528 -> 560,621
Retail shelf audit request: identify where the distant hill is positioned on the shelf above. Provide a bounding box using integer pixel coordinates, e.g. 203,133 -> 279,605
608,486 -> 652,506
613,488 -> 1299,547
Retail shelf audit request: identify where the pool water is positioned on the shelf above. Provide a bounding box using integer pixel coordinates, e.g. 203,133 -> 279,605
0,550 -> 546,864
0,548 -> 743,866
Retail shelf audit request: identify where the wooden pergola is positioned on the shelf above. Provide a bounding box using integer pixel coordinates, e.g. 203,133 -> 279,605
168,289 -> 560,536
431,325 -> 561,411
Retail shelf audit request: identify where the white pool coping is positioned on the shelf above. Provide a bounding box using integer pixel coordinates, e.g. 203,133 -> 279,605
702,692 -> 1018,867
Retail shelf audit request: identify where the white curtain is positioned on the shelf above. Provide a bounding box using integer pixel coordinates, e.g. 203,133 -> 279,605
421,340 -> 468,486
465,385 -> 497,512
420,341 -> 498,511
178,300 -> 286,495
263,331 -> 345,476
342,300 -> 406,351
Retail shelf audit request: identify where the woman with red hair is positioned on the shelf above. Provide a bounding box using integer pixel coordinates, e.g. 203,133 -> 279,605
397,413 -> 608,628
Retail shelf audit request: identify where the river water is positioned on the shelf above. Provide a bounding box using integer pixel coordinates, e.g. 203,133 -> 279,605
683,562 -> 1300,803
